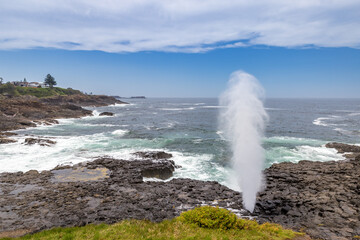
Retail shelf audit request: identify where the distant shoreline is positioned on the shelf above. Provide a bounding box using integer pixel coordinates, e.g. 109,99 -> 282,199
0,93 -> 127,143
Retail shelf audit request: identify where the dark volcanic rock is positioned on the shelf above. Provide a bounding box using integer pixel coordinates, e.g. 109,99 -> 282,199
0,158 -> 242,238
99,112 -> 114,116
40,95 -> 127,107
255,159 -> 360,240
134,151 -> 173,160
0,132 -> 17,137
0,94 -> 127,133
326,142 -> 360,153
24,138 -> 56,146
0,137 -> 16,144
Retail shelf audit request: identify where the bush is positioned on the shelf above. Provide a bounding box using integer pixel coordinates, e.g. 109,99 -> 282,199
178,206 -> 289,234
178,206 -> 238,230
0,83 -> 18,96
0,86 -> 83,98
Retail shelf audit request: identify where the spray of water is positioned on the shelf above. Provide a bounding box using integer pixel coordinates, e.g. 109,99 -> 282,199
219,70 -> 268,212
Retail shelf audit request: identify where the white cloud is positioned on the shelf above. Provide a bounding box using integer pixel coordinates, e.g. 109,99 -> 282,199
0,0 -> 359,52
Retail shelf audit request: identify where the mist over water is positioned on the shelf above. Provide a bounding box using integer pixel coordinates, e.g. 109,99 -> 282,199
219,71 -> 268,212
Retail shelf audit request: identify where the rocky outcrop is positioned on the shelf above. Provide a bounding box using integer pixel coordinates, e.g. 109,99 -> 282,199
40,95 -> 127,107
326,142 -> 360,153
0,138 -> 16,144
133,151 -> 173,160
24,138 -> 56,146
0,94 -> 126,135
0,157 -> 241,238
326,142 -> 360,160
255,158 -> 360,240
99,112 -> 114,116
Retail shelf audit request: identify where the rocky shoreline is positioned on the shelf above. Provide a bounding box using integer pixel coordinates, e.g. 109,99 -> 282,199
0,152 -> 243,238
0,145 -> 359,239
0,94 -> 126,143
1,94 -> 359,239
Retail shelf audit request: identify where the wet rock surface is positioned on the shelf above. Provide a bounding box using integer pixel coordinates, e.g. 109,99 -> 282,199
99,112 -> 114,116
255,158 -> 360,240
0,156 -> 242,238
0,94 -> 126,143
0,95 -> 126,132
0,137 -> 16,144
0,148 -> 359,240
326,142 -> 360,154
24,138 -> 56,146
133,151 -> 173,160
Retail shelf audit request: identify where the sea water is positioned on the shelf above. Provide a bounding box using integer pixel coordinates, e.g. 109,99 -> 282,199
1,98 -> 359,189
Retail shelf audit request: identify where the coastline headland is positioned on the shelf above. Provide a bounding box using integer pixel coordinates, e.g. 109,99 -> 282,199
0,94 -> 127,143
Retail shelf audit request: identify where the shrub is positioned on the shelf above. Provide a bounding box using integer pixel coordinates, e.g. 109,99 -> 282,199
0,83 -> 18,96
178,206 -> 238,230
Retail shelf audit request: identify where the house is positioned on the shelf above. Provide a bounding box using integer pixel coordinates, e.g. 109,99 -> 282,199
28,82 -> 40,88
11,81 -> 29,87
19,82 -> 29,87
39,82 -> 49,88
10,81 -> 49,88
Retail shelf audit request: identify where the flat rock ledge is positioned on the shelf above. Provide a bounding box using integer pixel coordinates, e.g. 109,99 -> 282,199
255,158 -> 360,240
0,157 -> 242,238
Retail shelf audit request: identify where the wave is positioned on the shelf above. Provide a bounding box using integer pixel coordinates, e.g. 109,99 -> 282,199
109,103 -> 130,107
264,108 -> 286,111
112,129 -> 129,136
0,133 -> 108,173
333,128 -> 360,136
81,123 -> 119,127
200,106 -> 226,109
348,112 -> 360,116
313,117 -> 332,126
264,136 -> 325,146
160,107 -> 195,111
266,145 -> 343,167
192,139 -> 203,143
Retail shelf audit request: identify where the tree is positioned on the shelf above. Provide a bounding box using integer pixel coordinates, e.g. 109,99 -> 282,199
0,77 -> 3,85
44,74 -> 57,88
23,78 -> 27,82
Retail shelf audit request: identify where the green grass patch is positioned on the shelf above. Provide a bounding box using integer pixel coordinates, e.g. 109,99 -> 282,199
0,83 -> 82,98
1,206 -> 303,240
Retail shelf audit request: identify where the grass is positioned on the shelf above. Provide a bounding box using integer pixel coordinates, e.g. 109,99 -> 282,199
0,207 -> 303,240
0,83 -> 82,98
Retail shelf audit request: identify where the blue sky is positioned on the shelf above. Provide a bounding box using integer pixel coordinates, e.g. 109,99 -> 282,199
0,1 -> 359,98
1,47 -> 359,98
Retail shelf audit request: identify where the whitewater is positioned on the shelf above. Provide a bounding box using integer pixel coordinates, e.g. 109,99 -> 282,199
1,97 -> 360,190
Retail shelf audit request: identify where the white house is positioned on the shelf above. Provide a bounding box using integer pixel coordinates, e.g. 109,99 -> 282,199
39,82 -> 49,88
28,82 -> 40,88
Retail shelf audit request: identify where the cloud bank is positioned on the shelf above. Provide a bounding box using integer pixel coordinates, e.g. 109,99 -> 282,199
1,0 -> 359,52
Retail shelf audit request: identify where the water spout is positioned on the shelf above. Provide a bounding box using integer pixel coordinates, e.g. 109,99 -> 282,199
219,70 -> 268,212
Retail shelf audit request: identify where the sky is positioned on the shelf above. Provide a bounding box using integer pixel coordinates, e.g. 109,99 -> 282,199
0,0 -> 359,98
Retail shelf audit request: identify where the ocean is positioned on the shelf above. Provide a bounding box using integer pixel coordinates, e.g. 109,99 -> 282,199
1,98 -> 359,190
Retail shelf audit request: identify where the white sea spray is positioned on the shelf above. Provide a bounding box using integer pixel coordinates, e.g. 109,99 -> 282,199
219,70 -> 268,212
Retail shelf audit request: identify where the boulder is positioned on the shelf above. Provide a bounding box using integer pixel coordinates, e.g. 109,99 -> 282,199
99,112 -> 114,116
24,138 -> 56,146
133,151 -> 173,160
0,137 -> 16,144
